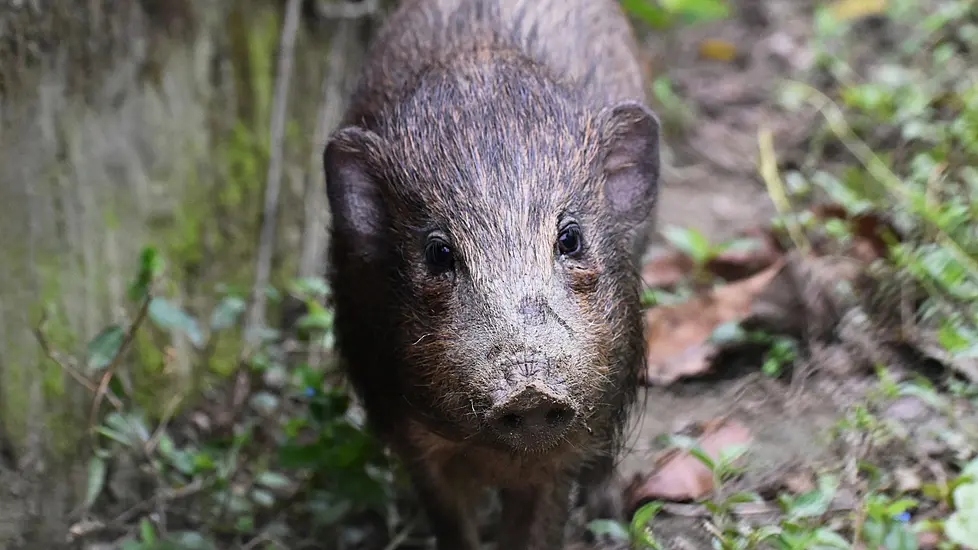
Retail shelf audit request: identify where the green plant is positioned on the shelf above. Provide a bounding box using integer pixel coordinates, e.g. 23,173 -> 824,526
661,226 -> 771,285
621,0 -> 730,30
65,247 -> 401,548
708,322 -> 799,378
588,500 -> 667,549
944,458 -> 978,546
858,492 -> 919,549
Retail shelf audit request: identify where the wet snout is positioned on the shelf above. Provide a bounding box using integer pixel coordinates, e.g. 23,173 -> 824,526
488,381 -> 577,444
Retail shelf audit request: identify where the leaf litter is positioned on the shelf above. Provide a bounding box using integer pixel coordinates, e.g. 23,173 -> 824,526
639,202 -> 912,387
625,201 -> 978,511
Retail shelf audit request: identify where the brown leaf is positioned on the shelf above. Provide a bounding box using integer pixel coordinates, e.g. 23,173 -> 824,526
644,261 -> 784,385
627,418 -> 752,509
808,203 -> 901,262
705,228 -> 785,281
642,250 -> 694,289
641,228 -> 784,292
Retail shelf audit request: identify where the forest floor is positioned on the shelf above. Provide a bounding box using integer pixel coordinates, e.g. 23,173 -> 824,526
588,0 -> 978,548
45,0 -> 978,549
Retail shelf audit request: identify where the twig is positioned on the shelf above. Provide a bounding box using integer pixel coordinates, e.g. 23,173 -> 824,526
246,0 -> 303,341
757,127 -> 811,255
109,478 -> 207,528
67,478 -> 208,539
32,312 -> 123,410
88,296 -> 152,435
382,518 -> 418,550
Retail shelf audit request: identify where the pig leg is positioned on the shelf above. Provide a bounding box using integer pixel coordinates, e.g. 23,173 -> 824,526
576,450 -> 625,522
401,454 -> 481,550
497,474 -> 575,549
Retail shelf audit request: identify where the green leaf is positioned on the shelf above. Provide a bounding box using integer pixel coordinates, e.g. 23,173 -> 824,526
719,237 -> 765,254
885,498 -> 918,516
620,0 -> 671,29
209,296 -> 246,331
289,276 -> 330,299
83,455 -> 107,508
717,443 -> 750,465
630,500 -> 664,532
278,442 -> 324,469
687,445 -> 716,471
787,474 -> 838,519
250,488 -> 276,508
149,297 -> 204,348
129,246 -> 163,302
587,519 -> 630,541
664,0 -> 730,22
812,528 -> 851,548
709,320 -> 747,344
256,471 -> 293,492
663,225 -> 713,264
297,301 -> 333,331
102,411 -> 151,447
961,458 -> 978,479
140,518 -> 156,544
86,325 -> 125,372
882,523 -> 918,550
945,508 -> 978,546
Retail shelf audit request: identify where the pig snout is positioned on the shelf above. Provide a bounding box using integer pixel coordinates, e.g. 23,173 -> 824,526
489,383 -> 576,438
486,357 -> 578,447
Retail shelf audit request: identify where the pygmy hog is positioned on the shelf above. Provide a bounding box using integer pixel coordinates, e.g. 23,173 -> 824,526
322,0 -> 660,548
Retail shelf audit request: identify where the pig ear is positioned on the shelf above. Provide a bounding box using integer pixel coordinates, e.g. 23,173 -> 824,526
596,101 -> 661,229
323,126 -> 389,261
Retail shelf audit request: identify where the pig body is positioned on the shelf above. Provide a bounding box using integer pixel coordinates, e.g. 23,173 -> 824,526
323,1 -> 660,548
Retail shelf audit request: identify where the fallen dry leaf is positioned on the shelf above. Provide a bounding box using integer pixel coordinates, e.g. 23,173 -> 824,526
626,418 -> 752,510
642,250 -> 694,289
644,260 -> 784,385
643,228 -> 784,290
705,228 -> 785,281
807,203 -> 901,262
698,39 -> 738,62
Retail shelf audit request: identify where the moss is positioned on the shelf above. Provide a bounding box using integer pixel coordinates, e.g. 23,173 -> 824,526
2,1 -> 317,459
0,254 -> 97,460
228,1 -> 279,132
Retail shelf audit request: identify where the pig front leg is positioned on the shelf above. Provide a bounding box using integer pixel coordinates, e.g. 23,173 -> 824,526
401,453 -> 482,550
497,473 -> 575,549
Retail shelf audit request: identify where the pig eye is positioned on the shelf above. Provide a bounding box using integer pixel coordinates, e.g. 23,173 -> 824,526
556,223 -> 583,256
424,236 -> 455,273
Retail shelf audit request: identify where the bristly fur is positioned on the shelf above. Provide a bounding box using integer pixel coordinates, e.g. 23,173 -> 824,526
322,1 -> 659,548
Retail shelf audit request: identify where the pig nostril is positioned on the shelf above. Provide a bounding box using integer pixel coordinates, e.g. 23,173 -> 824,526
500,413 -> 523,430
489,388 -> 577,440
545,407 -> 571,426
